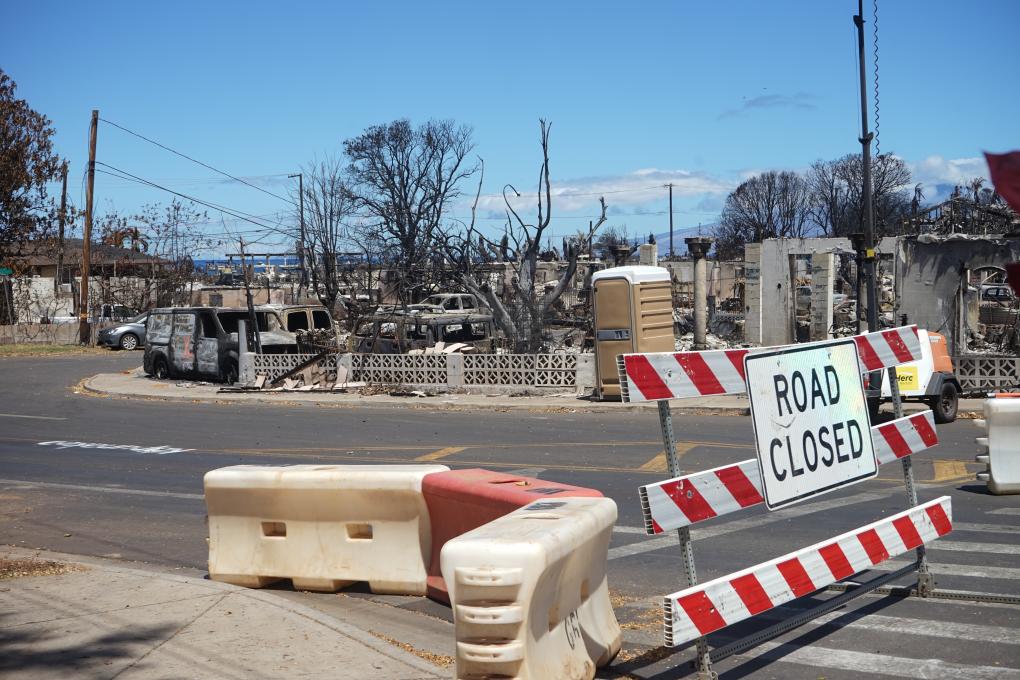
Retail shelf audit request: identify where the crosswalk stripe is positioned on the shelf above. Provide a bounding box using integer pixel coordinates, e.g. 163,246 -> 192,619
931,540 -> 1020,556
954,521 -> 1020,535
988,508 -> 1020,516
880,559 -> 1020,581
740,640 -> 1019,680
805,611 -> 1020,645
607,491 -> 889,560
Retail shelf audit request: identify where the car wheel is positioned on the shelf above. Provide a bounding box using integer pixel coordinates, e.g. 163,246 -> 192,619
222,359 -> 239,385
930,382 -> 959,424
153,356 -> 170,380
119,333 -> 139,351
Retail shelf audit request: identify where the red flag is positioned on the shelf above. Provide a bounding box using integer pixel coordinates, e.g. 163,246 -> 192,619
984,151 -> 1020,214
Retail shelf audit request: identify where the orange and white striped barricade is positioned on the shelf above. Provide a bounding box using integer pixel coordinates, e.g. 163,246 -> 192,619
640,410 -> 938,533
664,496 -> 952,647
616,326 -> 946,677
441,496 -> 621,680
204,464 -> 448,594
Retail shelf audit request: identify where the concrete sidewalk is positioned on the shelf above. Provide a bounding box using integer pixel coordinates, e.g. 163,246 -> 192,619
81,369 -> 753,414
0,546 -> 447,679
81,368 -> 986,417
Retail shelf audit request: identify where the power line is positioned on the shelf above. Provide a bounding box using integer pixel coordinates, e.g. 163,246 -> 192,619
99,117 -> 298,207
96,163 -> 293,232
95,163 -> 295,239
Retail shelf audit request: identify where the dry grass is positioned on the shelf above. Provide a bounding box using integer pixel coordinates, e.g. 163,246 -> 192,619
620,605 -> 664,632
368,630 -> 455,668
0,557 -> 87,579
0,344 -> 106,357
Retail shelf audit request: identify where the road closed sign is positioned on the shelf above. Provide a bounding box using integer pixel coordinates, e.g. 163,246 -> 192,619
745,339 -> 876,510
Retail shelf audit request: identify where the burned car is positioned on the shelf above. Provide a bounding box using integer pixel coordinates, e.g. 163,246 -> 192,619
354,311 -> 495,354
143,306 -> 297,383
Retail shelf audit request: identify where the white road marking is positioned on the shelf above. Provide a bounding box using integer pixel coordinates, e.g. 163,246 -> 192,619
37,440 -> 193,455
931,540 -> 1020,556
607,490 -> 890,560
954,521 -> 1020,535
0,478 -> 203,500
988,507 -> 1020,516
879,559 -> 1020,581
0,413 -> 66,420
739,640 -> 1019,680
807,610 -> 1020,645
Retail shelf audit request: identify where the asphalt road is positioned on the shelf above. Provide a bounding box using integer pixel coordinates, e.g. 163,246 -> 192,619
1,352 -> 1019,679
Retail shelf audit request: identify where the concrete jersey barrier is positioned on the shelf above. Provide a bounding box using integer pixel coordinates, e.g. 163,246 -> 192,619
204,464 -> 448,594
421,468 -> 603,603
975,399 -> 1020,494
441,496 -> 621,680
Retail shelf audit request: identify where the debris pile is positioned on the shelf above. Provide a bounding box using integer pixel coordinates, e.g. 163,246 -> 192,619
407,341 -> 476,355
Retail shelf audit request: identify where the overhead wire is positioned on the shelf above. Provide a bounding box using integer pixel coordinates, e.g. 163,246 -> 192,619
95,163 -> 296,240
99,117 -> 298,207
873,0 -> 881,156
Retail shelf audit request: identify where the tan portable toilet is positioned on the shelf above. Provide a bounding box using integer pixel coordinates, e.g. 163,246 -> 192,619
592,266 -> 674,400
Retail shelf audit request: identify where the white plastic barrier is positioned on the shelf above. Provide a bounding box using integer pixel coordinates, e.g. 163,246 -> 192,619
975,399 -> 1020,495
441,497 -> 621,680
205,464 -> 448,593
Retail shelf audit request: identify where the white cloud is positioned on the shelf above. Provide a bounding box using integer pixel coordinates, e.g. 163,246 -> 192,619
476,168 -> 733,214
910,155 -> 988,188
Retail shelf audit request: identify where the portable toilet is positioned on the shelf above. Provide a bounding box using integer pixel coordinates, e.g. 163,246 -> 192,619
591,266 -> 674,400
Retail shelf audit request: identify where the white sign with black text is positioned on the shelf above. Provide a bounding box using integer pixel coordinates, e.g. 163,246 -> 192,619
745,339 -> 876,510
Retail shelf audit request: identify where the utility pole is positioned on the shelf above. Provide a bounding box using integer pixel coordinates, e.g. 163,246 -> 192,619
79,110 -> 98,345
854,2 -> 878,334
667,183 -> 674,259
288,173 -> 306,300
239,238 -> 262,353
55,161 -> 68,297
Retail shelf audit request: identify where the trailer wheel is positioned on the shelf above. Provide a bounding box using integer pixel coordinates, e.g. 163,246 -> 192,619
929,382 -> 958,424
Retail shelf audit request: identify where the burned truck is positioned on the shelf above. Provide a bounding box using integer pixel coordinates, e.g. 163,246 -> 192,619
353,310 -> 496,354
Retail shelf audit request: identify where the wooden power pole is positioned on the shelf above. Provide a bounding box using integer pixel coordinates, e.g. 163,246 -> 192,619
79,110 -> 98,345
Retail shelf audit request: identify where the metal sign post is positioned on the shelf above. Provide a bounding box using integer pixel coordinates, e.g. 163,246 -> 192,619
656,400 -> 717,680
887,364 -> 934,595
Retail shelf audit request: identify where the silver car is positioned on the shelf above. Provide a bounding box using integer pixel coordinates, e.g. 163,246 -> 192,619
97,312 -> 149,350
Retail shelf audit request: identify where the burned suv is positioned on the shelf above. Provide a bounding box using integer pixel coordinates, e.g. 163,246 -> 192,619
143,307 -> 296,383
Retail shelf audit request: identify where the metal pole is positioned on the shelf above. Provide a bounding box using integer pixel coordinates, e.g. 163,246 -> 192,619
80,110 -> 98,345
55,162 -> 67,297
855,1 -> 882,399
289,173 -> 306,299
885,366 -> 934,595
239,238 -> 262,354
668,183 -> 674,260
657,401 -> 717,680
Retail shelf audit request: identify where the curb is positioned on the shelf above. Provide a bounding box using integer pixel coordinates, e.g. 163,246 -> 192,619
0,545 -> 444,677
78,373 -> 753,416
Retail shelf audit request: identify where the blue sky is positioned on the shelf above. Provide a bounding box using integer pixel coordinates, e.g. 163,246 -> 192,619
5,0 -> 1018,255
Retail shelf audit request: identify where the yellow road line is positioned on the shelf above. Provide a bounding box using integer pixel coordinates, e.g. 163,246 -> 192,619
414,446 -> 467,462
931,459 -> 974,484
639,442 -> 698,472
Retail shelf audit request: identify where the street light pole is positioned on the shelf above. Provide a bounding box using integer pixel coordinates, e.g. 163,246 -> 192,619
854,0 -> 878,333
288,173 -> 306,299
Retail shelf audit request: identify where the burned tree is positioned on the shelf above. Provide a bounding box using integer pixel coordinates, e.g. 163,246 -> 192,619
713,170 -> 810,259
343,119 -> 477,305
443,120 -> 607,352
